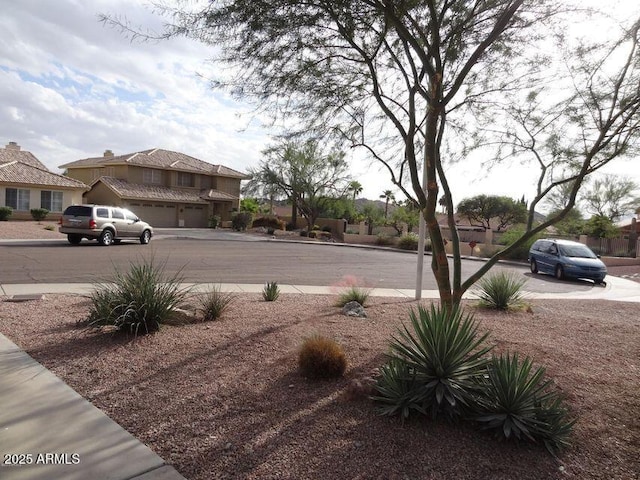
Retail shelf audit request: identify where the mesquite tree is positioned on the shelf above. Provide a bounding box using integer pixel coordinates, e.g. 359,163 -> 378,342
106,1 -> 640,307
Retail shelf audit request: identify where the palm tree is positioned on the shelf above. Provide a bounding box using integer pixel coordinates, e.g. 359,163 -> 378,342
380,189 -> 395,220
348,181 -> 363,203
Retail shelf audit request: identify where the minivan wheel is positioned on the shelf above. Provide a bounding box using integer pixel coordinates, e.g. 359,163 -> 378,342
67,234 -> 82,245
555,264 -> 564,280
99,230 -> 114,246
530,259 -> 538,274
140,230 -> 151,245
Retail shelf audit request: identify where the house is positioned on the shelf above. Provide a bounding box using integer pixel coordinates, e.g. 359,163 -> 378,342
0,142 -> 88,220
60,148 -> 250,228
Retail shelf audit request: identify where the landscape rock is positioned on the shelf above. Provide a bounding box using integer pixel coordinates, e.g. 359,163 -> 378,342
342,301 -> 367,318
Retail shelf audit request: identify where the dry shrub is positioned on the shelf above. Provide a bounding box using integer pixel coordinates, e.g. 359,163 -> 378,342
298,335 -> 347,379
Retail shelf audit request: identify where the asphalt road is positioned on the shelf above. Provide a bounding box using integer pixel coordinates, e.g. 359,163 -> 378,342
0,232 -> 601,294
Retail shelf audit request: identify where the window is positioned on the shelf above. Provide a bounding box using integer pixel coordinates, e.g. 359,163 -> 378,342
5,188 -> 30,211
111,209 -> 125,220
96,208 -> 110,218
41,191 -> 63,212
123,210 -> 138,221
176,171 -> 195,187
143,169 -> 162,184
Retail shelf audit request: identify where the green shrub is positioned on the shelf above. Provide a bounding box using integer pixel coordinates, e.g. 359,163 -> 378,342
262,281 -> 280,301
286,222 -> 295,231
373,304 -> 492,420
474,271 -> 527,310
375,234 -> 395,246
474,353 -> 575,454
44,225 -> 55,231
85,258 -> 188,335
397,232 -> 419,250
0,206 -> 13,221
232,212 -> 253,231
499,226 -> 543,260
321,225 -> 332,233
199,285 -> 235,321
336,285 -> 371,307
208,214 -> 221,229
30,208 -> 49,222
252,216 -> 286,230
300,230 -> 309,237
298,335 -> 347,379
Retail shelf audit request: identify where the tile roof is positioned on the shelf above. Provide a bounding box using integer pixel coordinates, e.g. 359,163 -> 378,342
0,146 -> 48,170
61,148 -> 250,179
97,177 -> 238,203
0,161 -> 89,189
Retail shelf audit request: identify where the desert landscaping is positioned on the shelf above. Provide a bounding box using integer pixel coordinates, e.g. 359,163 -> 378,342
0,222 -> 639,479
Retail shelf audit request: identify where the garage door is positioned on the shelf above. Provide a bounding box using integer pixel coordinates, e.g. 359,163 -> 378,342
183,204 -> 208,228
128,202 -> 177,228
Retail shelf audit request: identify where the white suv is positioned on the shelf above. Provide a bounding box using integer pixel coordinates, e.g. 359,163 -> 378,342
59,205 -> 153,246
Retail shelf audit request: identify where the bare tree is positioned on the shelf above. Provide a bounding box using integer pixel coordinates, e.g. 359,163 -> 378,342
103,1 -> 640,307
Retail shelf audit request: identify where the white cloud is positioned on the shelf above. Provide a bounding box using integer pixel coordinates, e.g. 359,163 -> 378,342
0,0 -> 638,205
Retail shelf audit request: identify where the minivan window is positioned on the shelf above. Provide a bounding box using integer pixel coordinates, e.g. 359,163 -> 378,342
96,208 -> 110,218
559,244 -> 597,259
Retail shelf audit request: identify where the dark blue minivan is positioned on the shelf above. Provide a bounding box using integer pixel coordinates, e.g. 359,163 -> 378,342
528,239 -> 607,284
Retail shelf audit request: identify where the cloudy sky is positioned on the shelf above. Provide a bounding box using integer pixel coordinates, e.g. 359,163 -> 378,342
1,0 -> 638,206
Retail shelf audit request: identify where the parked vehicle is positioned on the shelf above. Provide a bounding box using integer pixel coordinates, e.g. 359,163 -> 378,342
59,205 -> 153,246
528,239 -> 607,284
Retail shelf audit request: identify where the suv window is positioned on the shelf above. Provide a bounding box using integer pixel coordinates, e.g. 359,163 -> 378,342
124,210 -> 138,221
63,206 -> 92,217
111,209 -> 125,220
96,207 -> 110,218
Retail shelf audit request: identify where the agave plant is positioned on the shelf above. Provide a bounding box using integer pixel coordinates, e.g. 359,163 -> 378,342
375,304 -> 492,420
262,281 -> 280,301
474,271 -> 527,310
475,352 -> 575,453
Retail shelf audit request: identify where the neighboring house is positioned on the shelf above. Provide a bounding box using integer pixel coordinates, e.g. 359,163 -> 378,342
0,142 -> 88,220
60,148 -> 249,228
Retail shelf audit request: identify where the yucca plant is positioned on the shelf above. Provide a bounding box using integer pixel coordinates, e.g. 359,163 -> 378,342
474,352 -> 575,453
474,271 -> 527,310
86,257 -> 188,335
374,304 -> 492,420
262,281 -> 280,301
199,285 -> 235,321
336,285 -> 371,307
373,357 -> 425,421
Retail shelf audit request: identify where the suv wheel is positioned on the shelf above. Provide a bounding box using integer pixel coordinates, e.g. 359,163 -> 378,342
140,230 -> 151,245
555,264 -> 564,280
67,234 -> 82,245
530,259 -> 538,274
99,229 -> 114,246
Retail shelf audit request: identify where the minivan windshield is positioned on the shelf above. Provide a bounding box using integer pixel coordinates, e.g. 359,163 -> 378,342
559,244 -> 597,259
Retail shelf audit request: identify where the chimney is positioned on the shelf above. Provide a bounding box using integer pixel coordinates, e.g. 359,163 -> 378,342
103,149 -> 114,157
6,141 -> 20,151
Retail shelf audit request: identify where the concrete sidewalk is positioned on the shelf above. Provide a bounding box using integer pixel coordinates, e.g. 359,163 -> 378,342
2,276 -> 640,301
0,333 -> 186,480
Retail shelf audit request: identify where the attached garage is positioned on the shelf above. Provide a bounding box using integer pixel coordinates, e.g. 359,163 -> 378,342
128,202 -> 178,228
183,204 -> 208,227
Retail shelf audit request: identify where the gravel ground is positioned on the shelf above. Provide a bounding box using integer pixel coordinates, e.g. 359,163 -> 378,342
1,294 -> 639,480
1,221 -> 639,479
